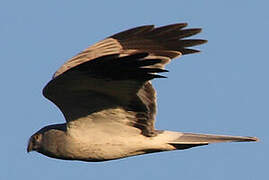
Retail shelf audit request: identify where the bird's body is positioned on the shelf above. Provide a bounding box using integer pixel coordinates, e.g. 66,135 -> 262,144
44,124 -> 178,162
33,121 -> 181,161
27,23 -> 258,162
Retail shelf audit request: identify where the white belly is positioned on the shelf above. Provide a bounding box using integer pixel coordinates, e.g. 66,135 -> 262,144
65,123 -> 153,161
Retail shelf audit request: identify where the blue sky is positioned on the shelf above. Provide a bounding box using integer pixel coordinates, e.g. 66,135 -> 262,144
1,0 -> 268,179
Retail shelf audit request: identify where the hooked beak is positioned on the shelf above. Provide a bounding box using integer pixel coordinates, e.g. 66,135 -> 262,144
27,139 -> 33,153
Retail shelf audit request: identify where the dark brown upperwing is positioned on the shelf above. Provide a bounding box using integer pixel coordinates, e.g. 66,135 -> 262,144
53,23 -> 207,77
43,53 -> 165,136
44,23 -> 207,137
111,23 -> 206,57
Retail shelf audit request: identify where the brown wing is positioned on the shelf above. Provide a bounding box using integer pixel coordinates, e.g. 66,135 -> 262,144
43,23 -> 207,137
53,23 -> 206,77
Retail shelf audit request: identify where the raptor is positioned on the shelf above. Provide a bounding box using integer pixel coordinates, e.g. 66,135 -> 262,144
27,23 -> 258,162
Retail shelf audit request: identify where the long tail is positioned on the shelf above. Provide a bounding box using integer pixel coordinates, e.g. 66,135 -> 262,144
168,132 -> 259,150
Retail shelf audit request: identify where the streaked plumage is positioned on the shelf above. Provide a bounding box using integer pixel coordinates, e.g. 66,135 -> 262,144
27,23 -> 258,162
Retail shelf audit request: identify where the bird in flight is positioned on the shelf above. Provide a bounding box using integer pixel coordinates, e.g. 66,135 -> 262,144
27,23 -> 258,162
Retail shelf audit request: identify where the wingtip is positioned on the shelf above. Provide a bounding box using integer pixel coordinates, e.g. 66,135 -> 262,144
161,23 -> 188,29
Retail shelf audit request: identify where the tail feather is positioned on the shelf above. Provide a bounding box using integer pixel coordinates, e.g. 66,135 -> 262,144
168,132 -> 258,150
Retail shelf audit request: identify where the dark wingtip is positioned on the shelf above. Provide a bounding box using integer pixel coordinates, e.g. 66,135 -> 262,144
159,23 -> 188,30
180,39 -> 207,55
180,48 -> 201,55
174,22 -> 188,28
180,39 -> 208,47
154,74 -> 167,78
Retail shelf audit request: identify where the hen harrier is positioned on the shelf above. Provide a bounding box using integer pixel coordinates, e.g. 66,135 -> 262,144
27,23 -> 258,162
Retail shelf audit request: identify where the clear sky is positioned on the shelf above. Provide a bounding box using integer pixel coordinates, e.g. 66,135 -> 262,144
1,0 -> 268,179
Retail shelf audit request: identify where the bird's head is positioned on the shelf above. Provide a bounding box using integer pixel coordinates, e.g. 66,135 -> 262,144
27,125 -> 52,153
27,132 -> 43,153
27,124 -> 66,156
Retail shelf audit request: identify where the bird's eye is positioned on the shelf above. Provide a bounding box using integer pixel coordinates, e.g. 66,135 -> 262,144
33,134 -> 41,143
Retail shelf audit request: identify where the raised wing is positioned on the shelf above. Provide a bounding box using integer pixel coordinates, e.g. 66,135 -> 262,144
53,23 -> 206,78
43,23 -> 207,136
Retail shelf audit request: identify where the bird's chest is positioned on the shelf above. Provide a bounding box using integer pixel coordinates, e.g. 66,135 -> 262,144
65,127 -> 147,161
